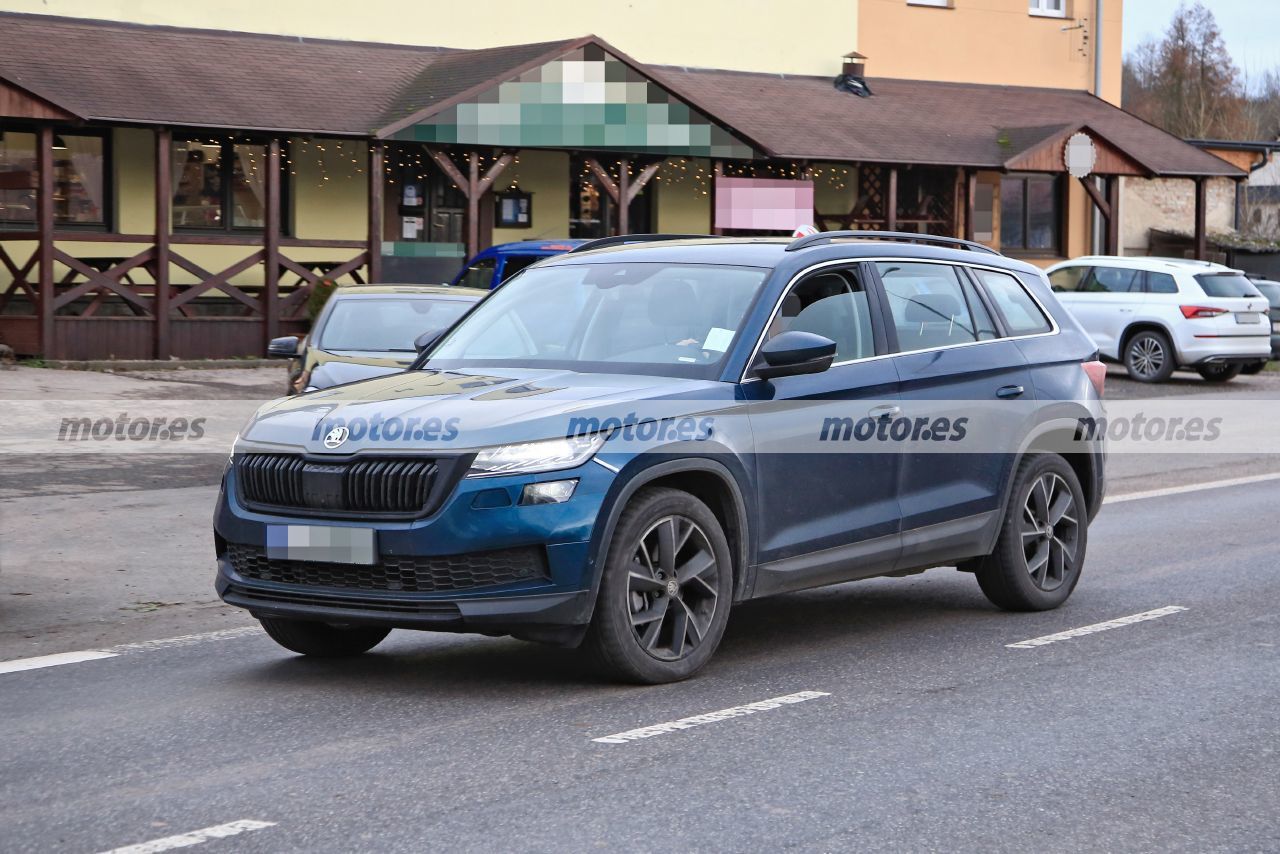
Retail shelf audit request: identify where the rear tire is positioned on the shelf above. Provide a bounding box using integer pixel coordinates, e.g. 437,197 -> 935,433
583,487 -> 733,684
1123,330 -> 1176,383
259,617 -> 390,657
1197,364 -> 1242,382
975,454 -> 1087,612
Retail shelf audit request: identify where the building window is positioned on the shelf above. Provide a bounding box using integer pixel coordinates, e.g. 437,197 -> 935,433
1000,174 -> 1062,255
1029,0 -> 1067,17
0,129 -> 110,228
172,138 -> 287,232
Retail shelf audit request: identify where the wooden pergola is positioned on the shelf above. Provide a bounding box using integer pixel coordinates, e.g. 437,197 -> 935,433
0,118 -> 384,360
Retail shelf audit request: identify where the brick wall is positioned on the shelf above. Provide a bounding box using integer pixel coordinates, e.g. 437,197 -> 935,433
1122,177 -> 1236,255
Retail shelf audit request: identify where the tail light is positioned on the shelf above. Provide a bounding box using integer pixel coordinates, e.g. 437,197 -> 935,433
1180,305 -> 1228,319
1082,359 -> 1106,397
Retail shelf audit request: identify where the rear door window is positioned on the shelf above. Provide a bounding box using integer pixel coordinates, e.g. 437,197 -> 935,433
1083,266 -> 1141,293
1195,272 -> 1263,298
878,262 -> 990,350
973,269 -> 1052,335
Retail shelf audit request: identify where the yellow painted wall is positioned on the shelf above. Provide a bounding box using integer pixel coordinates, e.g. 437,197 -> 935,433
857,0 -> 1124,104
655,159 -> 711,233
490,149 -> 570,244
2,0 -> 858,76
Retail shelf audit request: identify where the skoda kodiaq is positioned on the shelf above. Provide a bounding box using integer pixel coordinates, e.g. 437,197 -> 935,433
215,233 -> 1106,683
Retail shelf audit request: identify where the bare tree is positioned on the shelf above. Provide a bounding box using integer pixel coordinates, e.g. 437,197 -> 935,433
1123,2 -> 1245,139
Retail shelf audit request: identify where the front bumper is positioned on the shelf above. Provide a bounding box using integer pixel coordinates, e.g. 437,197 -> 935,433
213,458 -> 616,639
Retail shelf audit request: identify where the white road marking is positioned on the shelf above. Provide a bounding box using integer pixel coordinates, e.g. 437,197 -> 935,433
97,819 -> 276,854
1007,605 -> 1189,649
592,690 -> 830,744
103,626 -> 261,654
1106,472 -> 1280,505
0,626 -> 261,676
0,650 -> 118,675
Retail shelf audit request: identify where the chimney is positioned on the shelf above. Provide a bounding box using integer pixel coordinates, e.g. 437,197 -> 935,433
834,50 -> 872,98
842,51 -> 867,78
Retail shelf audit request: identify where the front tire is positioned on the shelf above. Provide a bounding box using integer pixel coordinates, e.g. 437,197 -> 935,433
259,617 -> 390,657
1123,330 -> 1176,383
583,487 -> 733,684
975,454 -> 1087,612
1197,363 -> 1242,382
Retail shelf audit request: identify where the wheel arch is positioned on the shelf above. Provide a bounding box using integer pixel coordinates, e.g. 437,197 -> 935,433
586,457 -> 754,627
1120,320 -> 1180,364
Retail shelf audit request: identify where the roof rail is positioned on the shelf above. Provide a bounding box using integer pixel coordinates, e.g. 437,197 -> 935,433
785,230 -> 1001,256
567,233 -> 719,253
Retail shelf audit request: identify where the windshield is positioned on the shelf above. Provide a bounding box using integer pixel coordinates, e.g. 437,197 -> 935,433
320,297 -> 473,352
1195,272 -> 1263,299
424,262 -> 768,379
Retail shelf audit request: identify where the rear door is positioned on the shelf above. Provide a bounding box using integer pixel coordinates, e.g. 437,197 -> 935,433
873,260 -> 1038,569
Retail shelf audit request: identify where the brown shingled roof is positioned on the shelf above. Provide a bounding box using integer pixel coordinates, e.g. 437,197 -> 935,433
0,13 -> 448,134
0,12 -> 1243,178
656,67 -> 1244,177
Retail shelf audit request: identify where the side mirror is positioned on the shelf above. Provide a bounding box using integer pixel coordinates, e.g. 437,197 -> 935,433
414,327 -> 447,354
755,331 -> 837,380
267,336 -> 301,358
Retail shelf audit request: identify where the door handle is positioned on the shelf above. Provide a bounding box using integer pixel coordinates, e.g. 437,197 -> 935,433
996,385 -> 1025,399
868,404 -> 902,420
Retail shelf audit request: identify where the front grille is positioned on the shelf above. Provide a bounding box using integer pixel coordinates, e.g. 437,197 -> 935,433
227,543 -> 548,593
234,453 -> 451,517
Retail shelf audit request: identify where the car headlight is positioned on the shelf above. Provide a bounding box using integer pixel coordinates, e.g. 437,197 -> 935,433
467,434 -> 606,477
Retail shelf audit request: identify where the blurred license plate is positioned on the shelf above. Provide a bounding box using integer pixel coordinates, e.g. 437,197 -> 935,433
266,525 -> 376,564
1235,312 -> 1262,324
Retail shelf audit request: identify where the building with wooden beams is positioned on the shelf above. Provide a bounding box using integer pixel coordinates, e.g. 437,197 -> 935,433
0,12 -> 1243,360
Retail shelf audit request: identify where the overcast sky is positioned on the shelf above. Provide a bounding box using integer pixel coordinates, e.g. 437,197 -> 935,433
1123,0 -> 1280,80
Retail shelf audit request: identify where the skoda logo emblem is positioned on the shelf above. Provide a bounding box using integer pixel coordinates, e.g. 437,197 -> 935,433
322,425 -> 350,449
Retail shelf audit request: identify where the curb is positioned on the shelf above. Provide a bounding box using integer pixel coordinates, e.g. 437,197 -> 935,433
42,359 -> 282,372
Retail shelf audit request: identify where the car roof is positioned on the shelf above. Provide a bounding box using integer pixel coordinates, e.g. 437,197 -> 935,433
331,284 -> 487,298
1049,256 -> 1240,274
471,239 -> 589,258
537,236 -> 1042,276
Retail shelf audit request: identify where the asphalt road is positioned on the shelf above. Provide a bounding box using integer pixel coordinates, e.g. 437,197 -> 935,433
2,364 -> 1279,853
2,473 -> 1279,853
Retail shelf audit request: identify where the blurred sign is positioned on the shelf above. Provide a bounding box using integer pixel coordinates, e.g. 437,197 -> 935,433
1064,132 -> 1097,179
715,177 -> 815,231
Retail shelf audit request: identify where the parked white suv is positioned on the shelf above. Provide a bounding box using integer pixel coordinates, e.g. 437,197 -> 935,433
1045,257 -> 1271,382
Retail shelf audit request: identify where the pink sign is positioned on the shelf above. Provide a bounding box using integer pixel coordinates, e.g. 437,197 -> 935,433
714,177 -> 815,231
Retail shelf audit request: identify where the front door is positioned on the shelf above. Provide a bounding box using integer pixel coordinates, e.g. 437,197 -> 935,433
743,264 -> 903,595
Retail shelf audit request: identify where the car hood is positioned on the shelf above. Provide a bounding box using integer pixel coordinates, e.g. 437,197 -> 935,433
238,367 -> 735,454
308,359 -> 406,390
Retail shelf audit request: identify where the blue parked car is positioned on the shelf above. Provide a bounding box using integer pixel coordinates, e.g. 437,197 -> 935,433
449,239 -> 589,289
215,232 -> 1106,683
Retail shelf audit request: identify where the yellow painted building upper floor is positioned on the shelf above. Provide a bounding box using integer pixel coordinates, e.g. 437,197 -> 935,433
1,0 -> 1120,98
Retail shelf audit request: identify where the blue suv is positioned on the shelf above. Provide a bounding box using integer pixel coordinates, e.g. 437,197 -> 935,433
215,232 -> 1106,683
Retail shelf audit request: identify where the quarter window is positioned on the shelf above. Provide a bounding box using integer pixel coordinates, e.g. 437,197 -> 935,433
975,269 -> 1052,335
1146,271 -> 1179,294
878,262 -> 991,350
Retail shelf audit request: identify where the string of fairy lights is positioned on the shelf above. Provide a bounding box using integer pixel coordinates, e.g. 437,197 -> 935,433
181,135 -> 855,196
